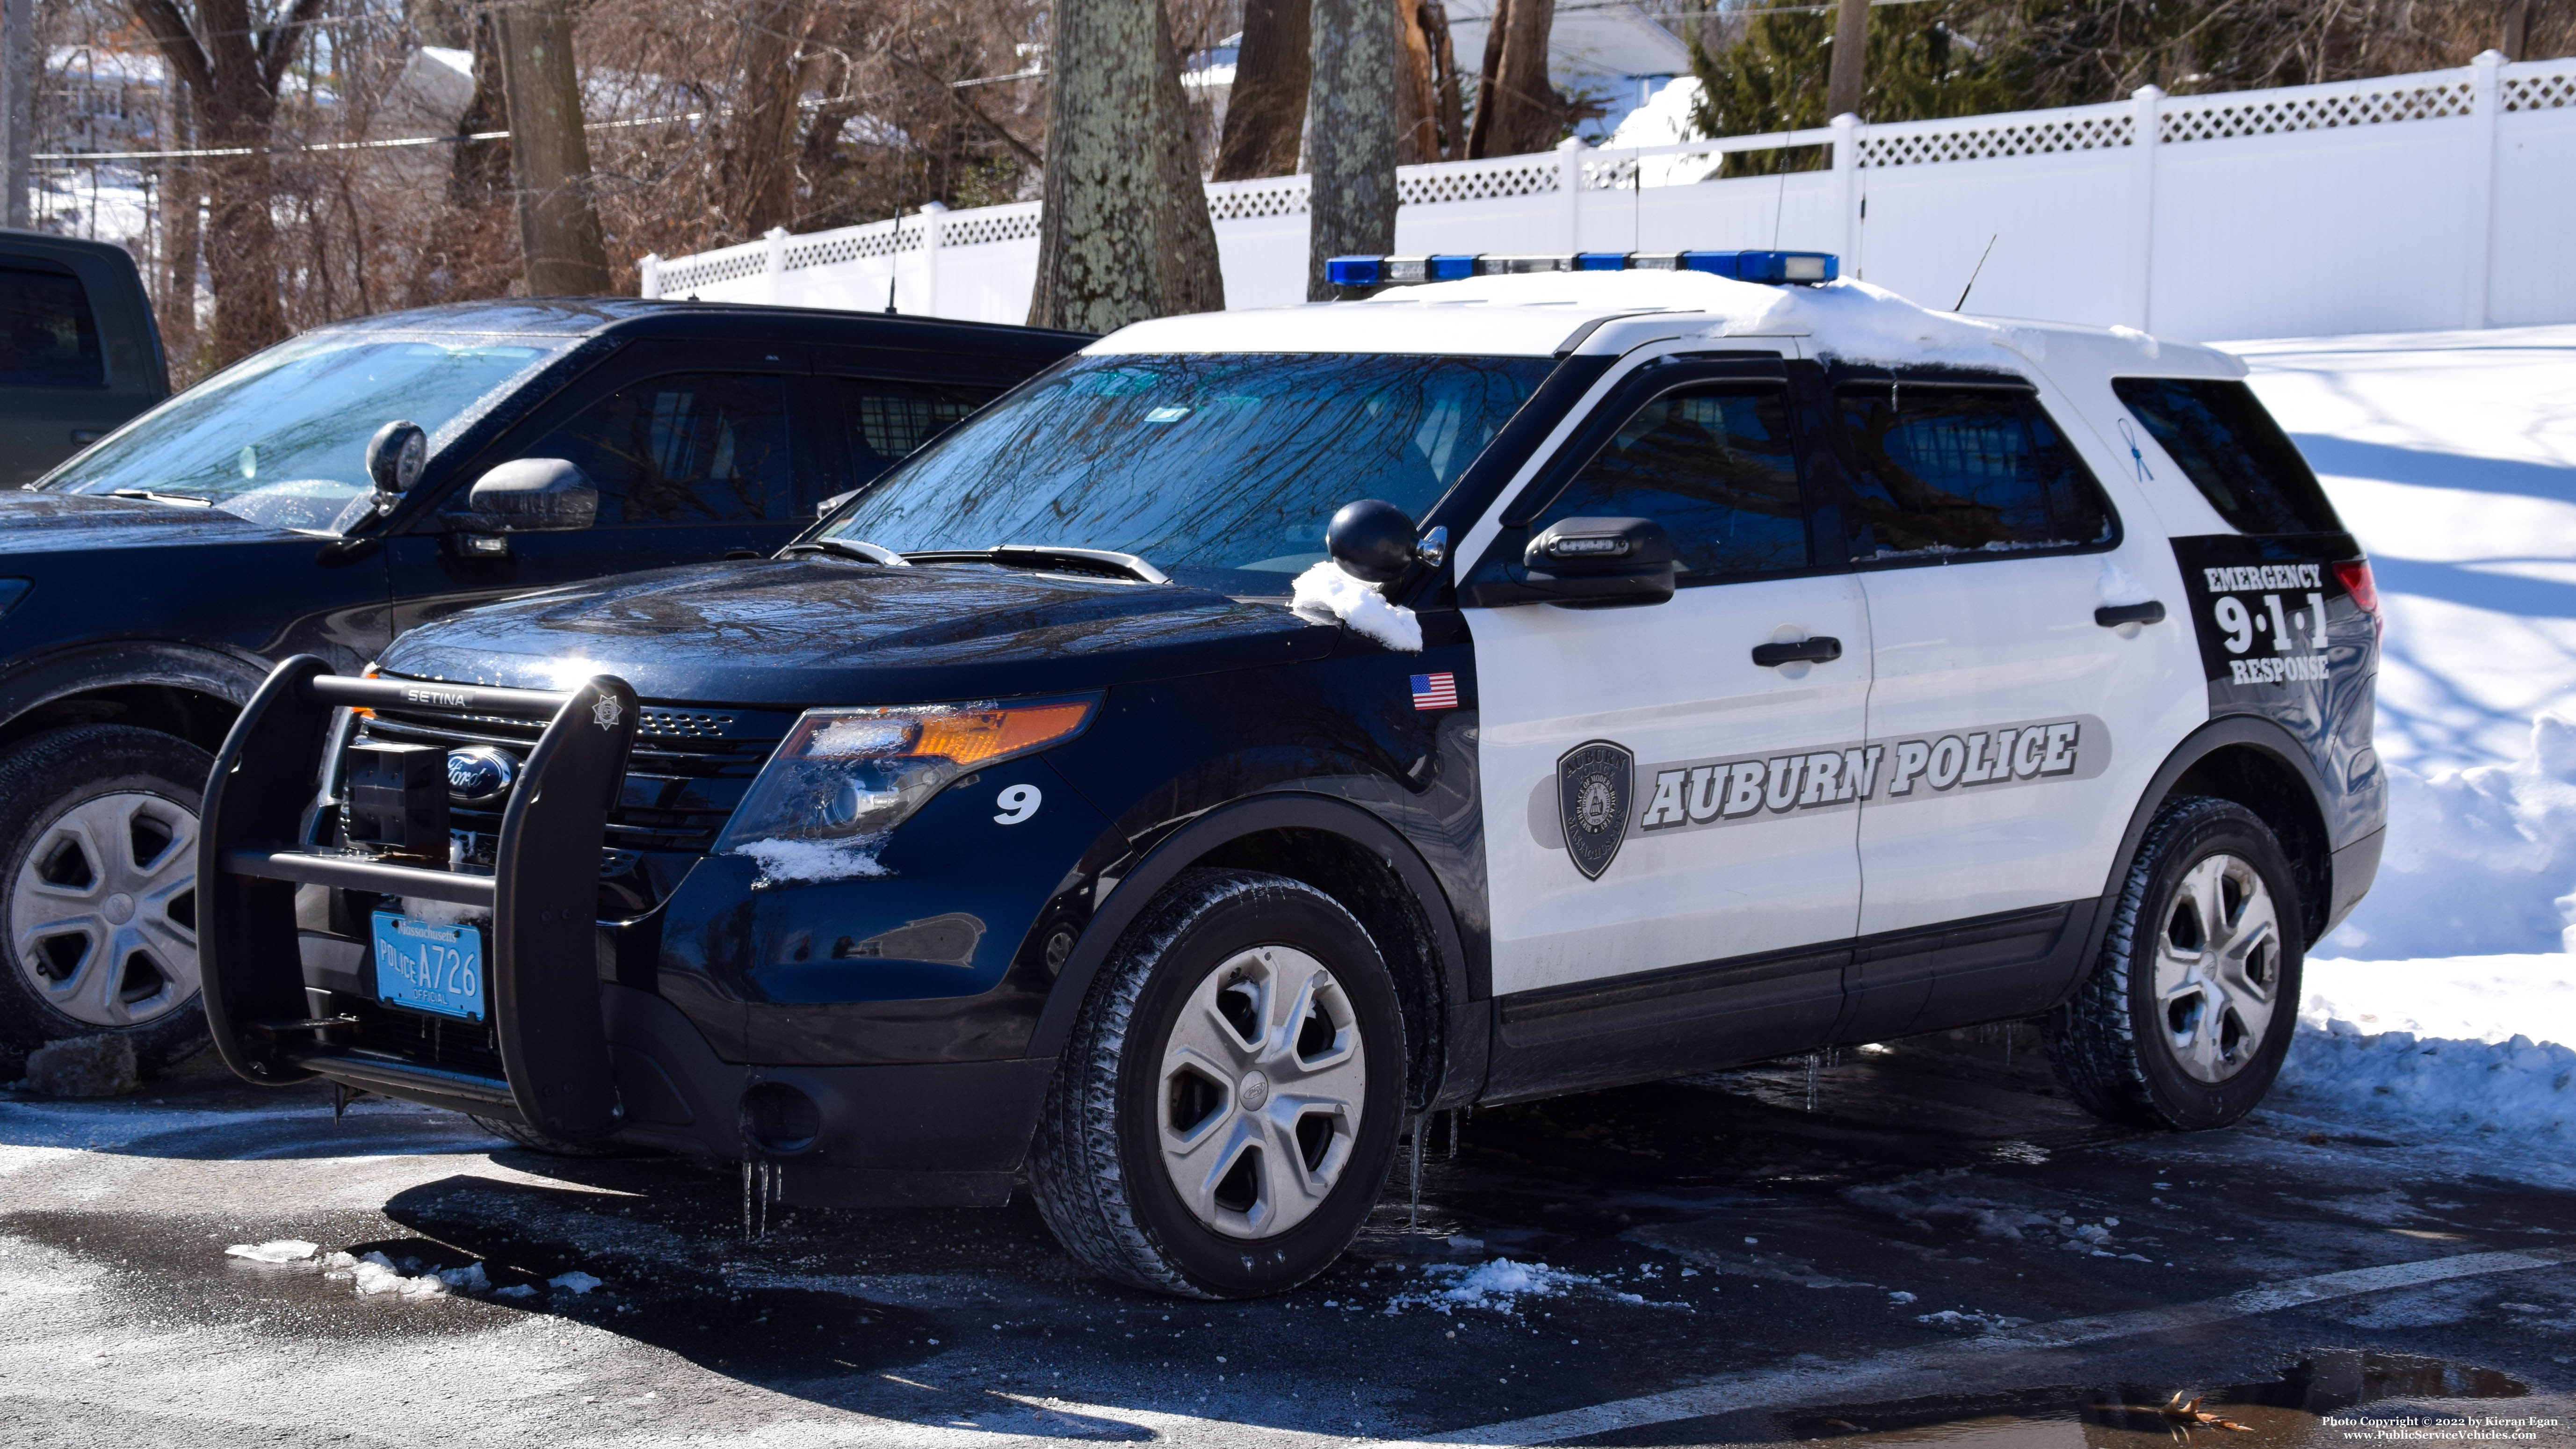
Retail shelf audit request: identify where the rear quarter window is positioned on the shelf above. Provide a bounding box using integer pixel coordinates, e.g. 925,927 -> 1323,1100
2112,377 -> 2342,535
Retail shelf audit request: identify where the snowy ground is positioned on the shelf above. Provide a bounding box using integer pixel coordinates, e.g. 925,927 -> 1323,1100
2227,326 -> 2576,1151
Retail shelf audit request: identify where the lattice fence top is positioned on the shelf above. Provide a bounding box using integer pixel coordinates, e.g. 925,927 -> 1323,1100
2161,77 -> 2473,141
1397,156 -> 1559,206
657,243 -> 766,292
1207,177 -> 1310,222
940,206 -> 1042,247
2504,65 -> 2576,112
1860,109 -> 2131,167
784,219 -> 921,270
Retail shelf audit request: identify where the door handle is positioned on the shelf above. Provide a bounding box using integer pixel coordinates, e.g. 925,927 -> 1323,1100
2094,601 -> 2166,627
1752,636 -> 1842,667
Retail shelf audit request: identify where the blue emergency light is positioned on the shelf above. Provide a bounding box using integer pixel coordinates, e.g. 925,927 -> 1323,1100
1325,250 -> 1839,288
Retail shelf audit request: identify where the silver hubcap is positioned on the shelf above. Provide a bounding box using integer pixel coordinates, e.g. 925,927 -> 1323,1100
10,791 -> 201,1028
1158,945 -> 1366,1239
2154,852 -> 2282,1083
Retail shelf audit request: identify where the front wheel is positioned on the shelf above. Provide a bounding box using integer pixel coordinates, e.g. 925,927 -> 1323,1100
1029,869 -> 1407,1298
2048,796 -> 2304,1130
0,725 -> 215,1077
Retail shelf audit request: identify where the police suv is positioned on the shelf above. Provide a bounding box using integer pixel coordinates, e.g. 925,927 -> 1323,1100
200,254 -> 2384,1299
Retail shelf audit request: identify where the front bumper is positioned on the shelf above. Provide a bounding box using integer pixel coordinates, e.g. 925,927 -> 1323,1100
200,658 -> 1043,1207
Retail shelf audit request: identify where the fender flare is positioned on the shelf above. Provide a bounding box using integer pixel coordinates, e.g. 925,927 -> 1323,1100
2068,711 -> 2341,993
1027,791 -> 1476,1079
0,639 -> 271,737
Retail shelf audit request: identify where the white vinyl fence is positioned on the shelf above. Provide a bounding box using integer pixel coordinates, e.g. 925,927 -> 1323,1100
644,51 -> 2576,342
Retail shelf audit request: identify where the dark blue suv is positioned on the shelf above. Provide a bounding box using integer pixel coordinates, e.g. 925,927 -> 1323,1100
0,299 -> 1085,1074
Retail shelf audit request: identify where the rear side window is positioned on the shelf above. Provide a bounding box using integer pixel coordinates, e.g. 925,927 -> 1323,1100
1831,386 -> 2114,561
0,264 -> 103,387
525,372 -> 795,525
1531,384 -> 1809,581
2113,377 -> 2342,535
829,376 -> 992,483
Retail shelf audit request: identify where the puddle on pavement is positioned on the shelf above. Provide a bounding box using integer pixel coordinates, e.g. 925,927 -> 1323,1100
1762,1353 -> 2530,1448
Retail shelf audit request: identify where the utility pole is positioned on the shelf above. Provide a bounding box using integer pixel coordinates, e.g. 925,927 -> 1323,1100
494,0 -> 610,295
1826,0 -> 1867,121
1,0 -> 33,229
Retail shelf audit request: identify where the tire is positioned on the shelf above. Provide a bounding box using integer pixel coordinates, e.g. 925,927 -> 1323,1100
0,725 -> 216,1078
470,1114 -> 632,1158
1029,868 -> 1408,1298
2048,796 -> 2304,1130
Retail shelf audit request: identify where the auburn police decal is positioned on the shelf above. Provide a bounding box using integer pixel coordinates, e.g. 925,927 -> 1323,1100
1530,717 -> 2112,851
1556,740 -> 1633,880
2171,533 -> 2365,691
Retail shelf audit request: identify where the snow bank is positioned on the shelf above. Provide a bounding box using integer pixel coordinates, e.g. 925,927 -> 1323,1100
731,836 -> 892,885
2276,956 -> 2576,1141
2319,712 -> 2576,959
1290,561 -> 1422,652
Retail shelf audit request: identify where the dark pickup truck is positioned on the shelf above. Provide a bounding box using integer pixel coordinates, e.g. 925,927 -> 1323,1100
0,298 -> 1087,1074
0,228 -> 169,488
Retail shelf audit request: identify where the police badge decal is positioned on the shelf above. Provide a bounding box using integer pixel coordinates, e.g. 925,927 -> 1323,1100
1556,740 -> 1634,880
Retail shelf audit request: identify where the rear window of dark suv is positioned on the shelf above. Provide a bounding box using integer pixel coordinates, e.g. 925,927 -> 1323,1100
2112,377 -> 2343,536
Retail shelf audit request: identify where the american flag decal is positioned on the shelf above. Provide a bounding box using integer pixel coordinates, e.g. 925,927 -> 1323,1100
1410,672 -> 1459,711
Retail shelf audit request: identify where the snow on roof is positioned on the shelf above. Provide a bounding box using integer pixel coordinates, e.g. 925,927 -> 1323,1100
1093,269 -> 2236,375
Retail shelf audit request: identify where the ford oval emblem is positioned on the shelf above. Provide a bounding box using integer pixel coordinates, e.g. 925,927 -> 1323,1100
445,746 -> 519,806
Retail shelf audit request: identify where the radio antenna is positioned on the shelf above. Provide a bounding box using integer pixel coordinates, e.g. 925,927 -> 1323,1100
1953,233 -> 1997,312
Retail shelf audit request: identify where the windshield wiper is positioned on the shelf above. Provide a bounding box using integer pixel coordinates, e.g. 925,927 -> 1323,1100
108,488 -> 213,508
779,537 -> 911,567
903,544 -> 1170,585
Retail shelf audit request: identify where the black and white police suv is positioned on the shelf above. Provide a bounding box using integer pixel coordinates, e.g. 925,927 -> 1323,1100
199,252 -> 2384,1298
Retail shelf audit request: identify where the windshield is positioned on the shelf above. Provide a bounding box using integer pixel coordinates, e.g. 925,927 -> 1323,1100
41,331 -> 576,534
824,352 -> 1555,593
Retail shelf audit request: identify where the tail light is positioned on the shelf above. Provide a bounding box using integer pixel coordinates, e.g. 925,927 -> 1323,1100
2333,559 -> 2383,639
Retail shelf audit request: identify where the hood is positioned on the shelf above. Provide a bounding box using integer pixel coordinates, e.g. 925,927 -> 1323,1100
0,490 -> 306,553
376,558 -> 1341,705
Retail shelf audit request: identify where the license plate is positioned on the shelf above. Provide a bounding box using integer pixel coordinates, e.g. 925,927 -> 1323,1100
371,912 -> 486,1022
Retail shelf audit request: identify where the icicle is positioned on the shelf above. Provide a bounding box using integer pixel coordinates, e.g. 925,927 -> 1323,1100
742,1159 -> 754,1239
1804,1051 -> 1821,1111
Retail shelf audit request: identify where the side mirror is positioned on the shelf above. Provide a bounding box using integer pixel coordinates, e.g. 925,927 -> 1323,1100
364,420 -> 426,501
1520,517 -> 1676,608
1328,498 -> 1445,583
468,457 -> 598,532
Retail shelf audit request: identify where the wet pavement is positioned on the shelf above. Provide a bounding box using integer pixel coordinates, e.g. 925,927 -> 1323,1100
3,1029 -> 2572,1448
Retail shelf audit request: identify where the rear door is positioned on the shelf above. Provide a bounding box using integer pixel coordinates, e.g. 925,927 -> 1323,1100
1810,374 -> 2198,1036
387,341 -> 821,633
1470,355 -> 1869,1093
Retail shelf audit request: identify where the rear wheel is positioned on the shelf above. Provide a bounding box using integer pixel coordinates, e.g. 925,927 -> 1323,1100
2048,796 -> 2303,1130
0,726 -> 213,1077
1029,869 -> 1406,1298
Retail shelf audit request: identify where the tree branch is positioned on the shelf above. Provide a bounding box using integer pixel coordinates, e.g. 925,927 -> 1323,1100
258,0 -> 331,95
126,0 -> 213,99
889,50 -> 1044,168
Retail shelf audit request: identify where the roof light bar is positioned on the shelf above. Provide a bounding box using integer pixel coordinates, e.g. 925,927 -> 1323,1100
1326,250 -> 1838,289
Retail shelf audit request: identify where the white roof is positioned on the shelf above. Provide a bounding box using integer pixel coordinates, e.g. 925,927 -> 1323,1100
1088,270 -> 2244,377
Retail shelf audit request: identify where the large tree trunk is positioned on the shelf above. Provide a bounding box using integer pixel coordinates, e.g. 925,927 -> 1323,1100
1825,0 -> 1867,118
1422,1 -> 1465,161
158,90 -> 198,366
495,0 -> 611,295
198,76 -> 289,360
1395,0 -> 1438,165
1028,0 -> 1222,331
1305,0 -> 1397,299
1,0 -> 31,229
717,0 -> 814,236
1474,0 -> 1558,157
1464,0 -> 1506,158
1210,0 -> 1310,181
449,9 -> 511,208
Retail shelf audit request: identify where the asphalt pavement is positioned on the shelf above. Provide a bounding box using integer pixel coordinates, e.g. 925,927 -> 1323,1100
3,1028 -> 2571,1448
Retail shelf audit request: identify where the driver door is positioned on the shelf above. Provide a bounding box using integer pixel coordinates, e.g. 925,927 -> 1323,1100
1468,358 -> 1870,1096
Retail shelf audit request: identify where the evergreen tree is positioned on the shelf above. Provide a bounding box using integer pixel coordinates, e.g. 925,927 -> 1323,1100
1692,2 -> 2019,175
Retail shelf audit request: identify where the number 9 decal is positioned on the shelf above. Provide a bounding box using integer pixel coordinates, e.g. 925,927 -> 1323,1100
2214,595 -> 2254,654
994,783 -> 1042,825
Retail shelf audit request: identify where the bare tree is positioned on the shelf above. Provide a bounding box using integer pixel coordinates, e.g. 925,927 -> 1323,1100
1396,0 -> 1437,163
1825,0 -> 1867,117
127,0 -> 327,363
495,0 -> 610,294
1306,0 -> 1395,297
1028,0 -> 1223,331
1467,0 -> 1556,157
715,0 -> 818,235
1212,0 -> 1309,179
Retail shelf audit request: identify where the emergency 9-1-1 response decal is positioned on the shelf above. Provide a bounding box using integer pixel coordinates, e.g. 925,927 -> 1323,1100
1528,716 -> 2113,862
2171,533 -> 2362,690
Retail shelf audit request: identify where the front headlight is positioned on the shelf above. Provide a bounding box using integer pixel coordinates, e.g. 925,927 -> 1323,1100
716,694 -> 1098,852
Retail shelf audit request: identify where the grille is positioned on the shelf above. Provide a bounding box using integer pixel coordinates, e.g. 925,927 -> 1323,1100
355,702 -> 790,857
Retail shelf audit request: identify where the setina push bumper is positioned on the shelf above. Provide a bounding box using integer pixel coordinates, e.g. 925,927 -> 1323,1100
198,658 -> 638,1142
197,657 -> 1056,1207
